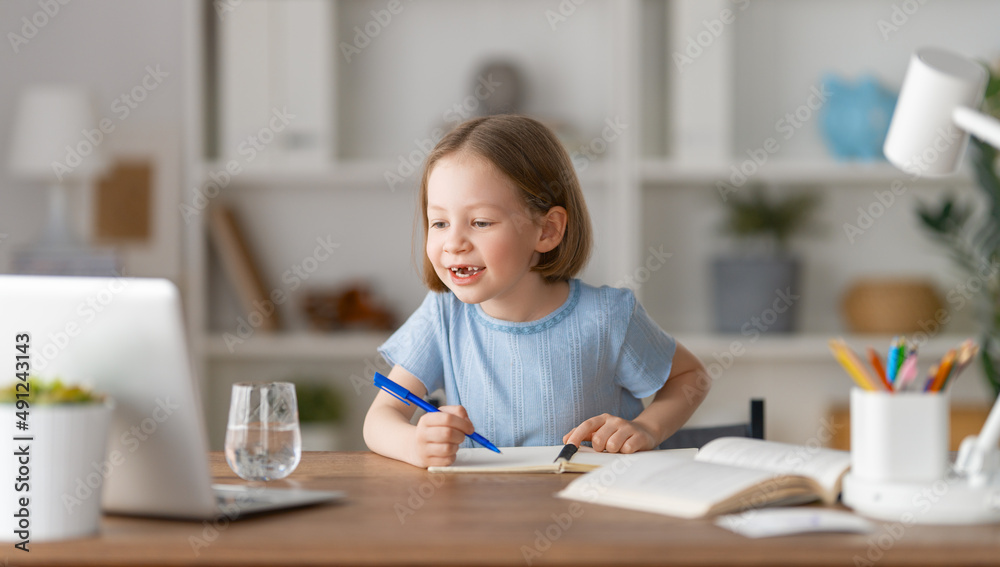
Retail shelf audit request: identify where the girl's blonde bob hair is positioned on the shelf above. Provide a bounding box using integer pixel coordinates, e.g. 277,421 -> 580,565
418,115 -> 593,292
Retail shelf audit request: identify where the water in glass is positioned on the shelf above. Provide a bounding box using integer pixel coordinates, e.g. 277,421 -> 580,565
225,382 -> 302,481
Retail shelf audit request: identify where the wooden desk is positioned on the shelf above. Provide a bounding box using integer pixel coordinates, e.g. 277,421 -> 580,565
14,452 -> 1000,566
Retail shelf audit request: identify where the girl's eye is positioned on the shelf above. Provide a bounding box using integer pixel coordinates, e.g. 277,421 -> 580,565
430,221 -> 447,229
473,220 -> 493,228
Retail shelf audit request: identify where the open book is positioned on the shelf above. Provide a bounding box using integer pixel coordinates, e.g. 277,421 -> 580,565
428,444 -> 695,474
556,437 -> 851,519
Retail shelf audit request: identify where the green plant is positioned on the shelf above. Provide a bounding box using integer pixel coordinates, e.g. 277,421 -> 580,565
719,183 -> 821,254
0,377 -> 105,404
294,381 -> 346,424
916,61 -> 1000,398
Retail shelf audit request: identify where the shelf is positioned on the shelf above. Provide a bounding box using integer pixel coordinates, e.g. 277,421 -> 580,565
201,160 -> 401,189
206,158 -> 976,190
199,331 -> 392,361
198,330 -> 972,364
199,158 -> 974,190
674,332 -> 972,363
640,160 -> 976,187
200,159 -> 612,190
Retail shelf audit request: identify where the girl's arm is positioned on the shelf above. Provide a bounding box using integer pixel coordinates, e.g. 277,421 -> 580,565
363,364 -> 475,468
563,343 -> 709,453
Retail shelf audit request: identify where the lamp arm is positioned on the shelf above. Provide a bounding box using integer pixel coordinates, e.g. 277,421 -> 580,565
953,107 -> 1000,149
949,107 -> 1000,482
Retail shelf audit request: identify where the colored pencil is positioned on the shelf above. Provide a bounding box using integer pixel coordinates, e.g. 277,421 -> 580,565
887,337 -> 901,384
927,349 -> 956,392
867,347 -> 893,391
894,352 -> 919,392
830,339 -> 878,391
940,340 -> 978,392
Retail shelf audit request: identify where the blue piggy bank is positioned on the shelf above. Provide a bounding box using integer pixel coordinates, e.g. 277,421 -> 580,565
819,74 -> 897,161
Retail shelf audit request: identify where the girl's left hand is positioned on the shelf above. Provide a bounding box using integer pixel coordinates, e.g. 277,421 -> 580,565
562,414 -> 658,453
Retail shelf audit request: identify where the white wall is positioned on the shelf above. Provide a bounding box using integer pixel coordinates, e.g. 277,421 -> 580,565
0,0 -> 185,280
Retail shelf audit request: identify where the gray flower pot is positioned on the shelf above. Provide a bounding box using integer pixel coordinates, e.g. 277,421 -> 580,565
711,256 -> 801,334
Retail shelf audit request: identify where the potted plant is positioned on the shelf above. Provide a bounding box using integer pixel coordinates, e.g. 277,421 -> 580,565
293,380 -> 347,451
712,183 -> 820,334
0,377 -> 112,543
915,61 -> 1000,398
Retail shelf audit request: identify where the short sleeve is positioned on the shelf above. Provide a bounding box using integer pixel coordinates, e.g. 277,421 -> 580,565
615,300 -> 676,399
377,292 -> 447,395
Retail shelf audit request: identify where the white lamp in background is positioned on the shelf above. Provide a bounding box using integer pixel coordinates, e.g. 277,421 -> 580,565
883,48 -> 1000,176
843,47 -> 1000,524
7,85 -> 117,275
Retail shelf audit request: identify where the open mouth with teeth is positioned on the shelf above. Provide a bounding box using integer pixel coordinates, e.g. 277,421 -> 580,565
449,266 -> 485,280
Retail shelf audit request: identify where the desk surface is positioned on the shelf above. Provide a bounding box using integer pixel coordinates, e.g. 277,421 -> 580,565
14,452 -> 1000,566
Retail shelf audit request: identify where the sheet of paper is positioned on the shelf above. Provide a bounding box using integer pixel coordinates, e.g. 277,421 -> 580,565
430,446 -> 698,472
715,508 -> 875,538
445,446 -> 571,469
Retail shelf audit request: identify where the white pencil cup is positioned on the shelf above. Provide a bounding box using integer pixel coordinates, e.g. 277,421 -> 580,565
850,388 -> 949,484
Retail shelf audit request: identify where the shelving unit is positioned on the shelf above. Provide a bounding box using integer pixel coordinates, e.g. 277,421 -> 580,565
181,0 -> 1000,449
639,159 -> 974,187
201,331 -> 390,361
199,160 -> 613,190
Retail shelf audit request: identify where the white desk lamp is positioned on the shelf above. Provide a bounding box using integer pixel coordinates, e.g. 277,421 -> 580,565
7,86 -> 117,275
9,86 -> 106,244
883,48 -> 1000,175
842,48 -> 1000,524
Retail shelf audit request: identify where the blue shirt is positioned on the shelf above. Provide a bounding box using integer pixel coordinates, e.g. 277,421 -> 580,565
377,279 -> 676,447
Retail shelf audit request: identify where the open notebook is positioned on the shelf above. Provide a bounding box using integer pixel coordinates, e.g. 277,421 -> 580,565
428,444 -> 697,474
556,437 -> 851,518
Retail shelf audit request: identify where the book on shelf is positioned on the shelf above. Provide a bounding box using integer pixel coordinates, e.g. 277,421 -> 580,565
556,437 -> 851,519
207,205 -> 281,332
428,444 -> 695,474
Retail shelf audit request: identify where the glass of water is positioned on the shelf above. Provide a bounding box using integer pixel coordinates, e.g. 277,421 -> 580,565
225,382 -> 302,482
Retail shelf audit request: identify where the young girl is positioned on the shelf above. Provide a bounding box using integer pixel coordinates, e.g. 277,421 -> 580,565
363,115 -> 709,468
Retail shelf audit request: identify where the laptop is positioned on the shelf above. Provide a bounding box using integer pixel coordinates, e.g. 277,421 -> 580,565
0,275 -> 343,520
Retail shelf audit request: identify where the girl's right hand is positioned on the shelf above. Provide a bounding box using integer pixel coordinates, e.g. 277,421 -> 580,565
412,405 -> 475,468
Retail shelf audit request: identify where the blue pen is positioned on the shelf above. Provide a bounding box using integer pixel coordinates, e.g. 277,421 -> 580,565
373,372 -> 502,454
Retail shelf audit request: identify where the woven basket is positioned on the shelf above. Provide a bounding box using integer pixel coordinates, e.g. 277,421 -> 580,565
842,279 -> 944,334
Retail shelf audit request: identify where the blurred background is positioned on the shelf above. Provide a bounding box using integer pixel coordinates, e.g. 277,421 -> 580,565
2,0 -> 1000,451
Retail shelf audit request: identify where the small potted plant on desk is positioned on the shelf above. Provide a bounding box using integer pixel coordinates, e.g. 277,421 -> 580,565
0,377 -> 112,543
712,183 -> 820,334
293,380 -> 347,451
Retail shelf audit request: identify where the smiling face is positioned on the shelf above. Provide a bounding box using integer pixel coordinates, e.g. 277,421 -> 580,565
425,153 -> 555,319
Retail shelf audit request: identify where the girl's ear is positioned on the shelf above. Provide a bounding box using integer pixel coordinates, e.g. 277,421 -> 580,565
536,206 -> 568,254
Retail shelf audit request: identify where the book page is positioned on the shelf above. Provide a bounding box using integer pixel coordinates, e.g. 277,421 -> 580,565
566,446 -> 684,466
695,438 -> 850,497
558,453 -> 808,519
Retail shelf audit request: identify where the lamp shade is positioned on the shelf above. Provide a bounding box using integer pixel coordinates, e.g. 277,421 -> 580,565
8,85 -> 106,181
883,48 -> 988,176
